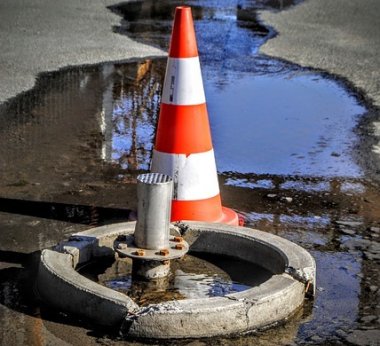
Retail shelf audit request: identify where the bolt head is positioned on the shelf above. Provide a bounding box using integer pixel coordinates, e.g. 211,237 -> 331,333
159,249 -> 170,256
135,249 -> 145,256
117,243 -> 128,250
174,243 -> 185,250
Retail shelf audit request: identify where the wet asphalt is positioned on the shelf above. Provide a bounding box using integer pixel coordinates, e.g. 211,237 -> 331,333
0,0 -> 164,104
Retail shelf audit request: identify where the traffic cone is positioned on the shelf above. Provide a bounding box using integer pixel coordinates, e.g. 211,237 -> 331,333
150,6 -> 239,225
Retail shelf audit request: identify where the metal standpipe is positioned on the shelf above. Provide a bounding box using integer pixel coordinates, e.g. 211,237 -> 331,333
134,173 -> 173,250
115,173 -> 189,280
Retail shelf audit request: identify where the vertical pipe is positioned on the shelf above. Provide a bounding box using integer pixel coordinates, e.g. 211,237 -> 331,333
134,173 -> 173,250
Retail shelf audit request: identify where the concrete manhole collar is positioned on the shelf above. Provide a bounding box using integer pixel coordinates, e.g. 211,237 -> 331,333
36,221 -> 316,339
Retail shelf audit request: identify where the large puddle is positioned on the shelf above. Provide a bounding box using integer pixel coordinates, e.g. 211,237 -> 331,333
0,0 -> 379,345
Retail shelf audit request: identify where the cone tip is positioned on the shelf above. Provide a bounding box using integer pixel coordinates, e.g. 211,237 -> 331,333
169,5 -> 198,58
174,6 -> 192,16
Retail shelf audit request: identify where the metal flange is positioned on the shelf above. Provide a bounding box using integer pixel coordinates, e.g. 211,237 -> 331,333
115,234 -> 189,261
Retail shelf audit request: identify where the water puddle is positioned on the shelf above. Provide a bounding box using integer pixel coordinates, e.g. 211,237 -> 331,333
1,58 -> 363,180
298,251 -> 361,340
108,0 -> 303,52
208,73 -> 365,177
0,0 -> 379,345
0,0 -> 366,189
79,253 -> 269,306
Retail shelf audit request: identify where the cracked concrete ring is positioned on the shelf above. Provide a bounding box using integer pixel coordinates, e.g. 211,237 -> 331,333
36,221 -> 316,339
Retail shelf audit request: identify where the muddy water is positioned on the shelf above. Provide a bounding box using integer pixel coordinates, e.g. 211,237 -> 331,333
0,0 -> 379,345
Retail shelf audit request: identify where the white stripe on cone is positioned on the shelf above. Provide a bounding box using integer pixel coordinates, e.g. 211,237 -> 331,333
151,149 -> 220,200
162,57 -> 206,105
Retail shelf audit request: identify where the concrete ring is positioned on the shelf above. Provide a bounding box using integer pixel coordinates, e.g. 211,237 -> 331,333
37,221 -> 316,339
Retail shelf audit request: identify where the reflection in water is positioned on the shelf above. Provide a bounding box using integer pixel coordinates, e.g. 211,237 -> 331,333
99,60 -> 164,171
80,254 -> 267,306
280,180 -> 331,192
226,177 -> 275,189
341,181 -> 366,194
299,251 -> 361,340
103,0 -> 367,178
226,174 -> 367,194
96,60 -> 365,178
103,270 -> 251,304
208,74 -> 365,177
0,1 -> 364,183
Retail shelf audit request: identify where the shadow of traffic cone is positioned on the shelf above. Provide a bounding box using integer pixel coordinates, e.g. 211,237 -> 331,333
150,6 -> 239,225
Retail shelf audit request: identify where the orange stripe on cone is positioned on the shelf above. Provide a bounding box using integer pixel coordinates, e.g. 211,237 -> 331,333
155,103 -> 213,154
169,7 -> 198,58
172,195 -> 223,221
172,195 -> 238,225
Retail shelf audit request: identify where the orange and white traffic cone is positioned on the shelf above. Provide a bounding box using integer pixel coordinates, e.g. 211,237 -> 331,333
150,6 -> 239,225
